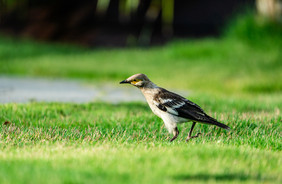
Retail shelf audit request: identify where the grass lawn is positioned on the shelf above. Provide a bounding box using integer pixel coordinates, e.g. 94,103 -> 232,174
0,102 -> 281,184
0,14 -> 282,183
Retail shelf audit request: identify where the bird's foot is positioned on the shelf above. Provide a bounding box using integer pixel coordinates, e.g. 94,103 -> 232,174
186,133 -> 201,142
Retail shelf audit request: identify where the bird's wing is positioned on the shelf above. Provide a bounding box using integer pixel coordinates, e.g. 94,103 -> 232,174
153,88 -> 210,122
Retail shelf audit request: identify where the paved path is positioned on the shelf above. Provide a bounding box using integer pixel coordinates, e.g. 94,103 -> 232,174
0,76 -> 145,103
0,76 -> 188,103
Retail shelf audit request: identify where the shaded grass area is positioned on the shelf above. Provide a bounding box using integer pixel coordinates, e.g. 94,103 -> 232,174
0,102 -> 281,184
223,10 -> 282,49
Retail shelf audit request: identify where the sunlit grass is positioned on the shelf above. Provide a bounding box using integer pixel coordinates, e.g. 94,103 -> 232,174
0,144 -> 281,184
0,102 -> 281,184
0,101 -> 281,149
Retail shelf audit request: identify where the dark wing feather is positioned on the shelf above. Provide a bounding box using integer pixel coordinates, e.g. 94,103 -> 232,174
154,88 -> 207,121
154,88 -> 230,130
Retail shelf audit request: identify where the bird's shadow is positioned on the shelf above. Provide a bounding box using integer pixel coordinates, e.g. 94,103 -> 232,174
172,173 -> 276,182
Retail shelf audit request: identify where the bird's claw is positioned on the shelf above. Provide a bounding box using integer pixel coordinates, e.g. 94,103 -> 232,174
186,132 -> 201,141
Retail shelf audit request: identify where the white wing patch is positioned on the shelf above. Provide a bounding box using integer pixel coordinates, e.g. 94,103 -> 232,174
170,101 -> 185,109
159,98 -> 173,104
159,97 -> 185,108
153,99 -> 179,115
157,97 -> 186,116
166,107 -> 178,116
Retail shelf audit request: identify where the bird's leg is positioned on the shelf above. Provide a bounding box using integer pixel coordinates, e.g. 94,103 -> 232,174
186,122 -> 201,141
170,127 -> 179,142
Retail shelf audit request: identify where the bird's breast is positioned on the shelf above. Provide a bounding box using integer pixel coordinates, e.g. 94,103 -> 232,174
148,99 -> 163,117
141,88 -> 166,118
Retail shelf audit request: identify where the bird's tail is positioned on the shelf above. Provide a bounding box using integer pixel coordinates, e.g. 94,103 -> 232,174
206,116 -> 231,130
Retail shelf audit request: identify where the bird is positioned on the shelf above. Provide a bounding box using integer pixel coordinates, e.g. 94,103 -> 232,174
120,73 -> 230,142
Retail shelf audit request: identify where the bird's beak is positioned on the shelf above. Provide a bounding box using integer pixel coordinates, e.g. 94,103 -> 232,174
120,80 -> 130,84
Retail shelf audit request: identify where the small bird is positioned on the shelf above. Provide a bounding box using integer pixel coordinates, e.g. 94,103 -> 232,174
120,73 -> 230,142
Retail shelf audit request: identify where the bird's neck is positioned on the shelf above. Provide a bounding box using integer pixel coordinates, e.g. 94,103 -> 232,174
139,82 -> 159,94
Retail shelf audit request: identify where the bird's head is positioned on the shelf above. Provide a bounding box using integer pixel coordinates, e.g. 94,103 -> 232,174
120,73 -> 151,88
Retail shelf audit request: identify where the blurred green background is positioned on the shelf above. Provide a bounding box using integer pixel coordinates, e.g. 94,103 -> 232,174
0,0 -> 281,96
0,8 -> 281,96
